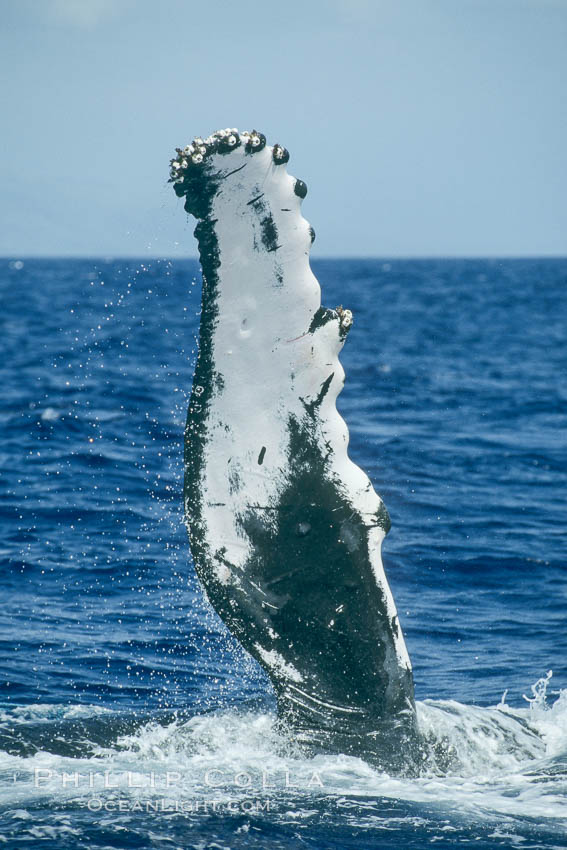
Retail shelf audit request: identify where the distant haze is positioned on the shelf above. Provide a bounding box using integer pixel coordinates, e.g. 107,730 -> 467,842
1,0 -> 566,258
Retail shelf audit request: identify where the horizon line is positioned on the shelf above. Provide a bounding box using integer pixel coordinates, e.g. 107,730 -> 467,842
2,254 -> 567,262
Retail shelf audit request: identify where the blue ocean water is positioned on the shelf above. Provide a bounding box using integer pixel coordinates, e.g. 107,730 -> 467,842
1,256 -> 566,848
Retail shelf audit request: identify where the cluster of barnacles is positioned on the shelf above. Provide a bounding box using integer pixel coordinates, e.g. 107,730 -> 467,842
169,128 -> 288,183
335,305 -> 354,332
272,143 -> 289,164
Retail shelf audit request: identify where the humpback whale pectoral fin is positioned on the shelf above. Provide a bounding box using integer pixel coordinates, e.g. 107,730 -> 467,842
173,127 -> 419,773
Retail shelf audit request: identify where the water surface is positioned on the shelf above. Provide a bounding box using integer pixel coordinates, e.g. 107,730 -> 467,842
1,257 -> 566,848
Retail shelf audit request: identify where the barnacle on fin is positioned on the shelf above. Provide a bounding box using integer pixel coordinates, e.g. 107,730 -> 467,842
168,127 -> 246,182
335,305 -> 353,337
273,144 -> 290,165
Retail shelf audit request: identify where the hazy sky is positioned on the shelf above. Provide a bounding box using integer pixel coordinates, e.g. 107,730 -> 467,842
1,0 -> 566,257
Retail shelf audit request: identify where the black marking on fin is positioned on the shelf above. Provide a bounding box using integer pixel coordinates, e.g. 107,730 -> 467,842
260,214 -> 279,253
309,307 -> 338,334
302,372 -> 335,417
315,372 -> 334,406
258,446 -> 266,465
247,193 -> 265,205
223,163 -> 247,179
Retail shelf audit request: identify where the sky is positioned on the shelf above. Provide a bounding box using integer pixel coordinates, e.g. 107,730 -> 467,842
1,0 -> 566,257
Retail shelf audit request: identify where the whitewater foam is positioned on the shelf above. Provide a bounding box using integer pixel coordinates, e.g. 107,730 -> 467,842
1,678 -> 566,828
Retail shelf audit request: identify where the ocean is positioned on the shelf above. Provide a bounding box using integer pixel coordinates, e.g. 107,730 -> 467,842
1,256 -> 566,848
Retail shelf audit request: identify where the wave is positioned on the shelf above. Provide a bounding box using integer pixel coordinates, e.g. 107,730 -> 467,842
1,676 -> 565,831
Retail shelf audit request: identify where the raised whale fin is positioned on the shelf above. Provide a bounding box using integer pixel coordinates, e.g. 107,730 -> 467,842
171,129 -> 419,771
